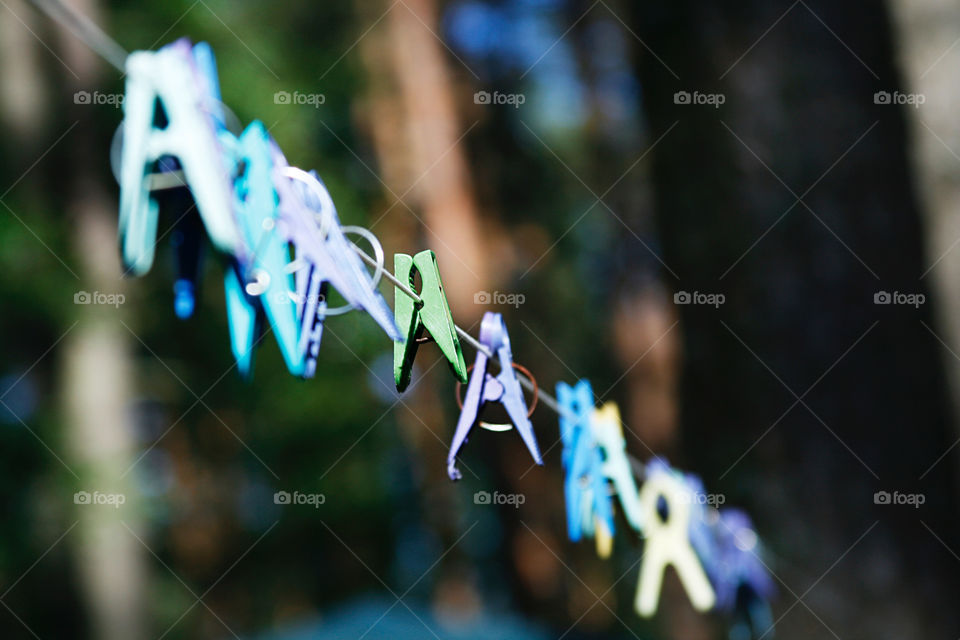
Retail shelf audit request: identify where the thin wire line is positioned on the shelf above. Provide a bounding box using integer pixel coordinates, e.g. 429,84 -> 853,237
27,0 -> 128,72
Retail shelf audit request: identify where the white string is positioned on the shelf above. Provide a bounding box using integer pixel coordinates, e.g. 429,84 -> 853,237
27,0 -> 128,71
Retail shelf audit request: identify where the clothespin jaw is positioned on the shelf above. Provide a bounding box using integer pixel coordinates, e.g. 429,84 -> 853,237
394,250 -> 467,391
118,39 -> 239,276
447,312 -> 543,480
223,265 -> 259,378
635,464 -> 716,617
590,402 -> 644,533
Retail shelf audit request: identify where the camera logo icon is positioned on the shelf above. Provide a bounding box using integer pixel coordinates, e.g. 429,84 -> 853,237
474,491 -> 491,505
74,90 -> 91,105
874,291 -> 891,304
74,291 -> 91,304
674,291 -> 691,304
74,491 -> 91,504
474,91 -> 491,105
674,91 -> 691,104
874,491 -> 891,504
874,91 -> 891,105
274,90 -> 292,105
474,290 -> 492,304
273,491 -> 291,505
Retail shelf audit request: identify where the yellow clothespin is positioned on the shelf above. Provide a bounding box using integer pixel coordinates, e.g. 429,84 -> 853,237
635,465 -> 716,617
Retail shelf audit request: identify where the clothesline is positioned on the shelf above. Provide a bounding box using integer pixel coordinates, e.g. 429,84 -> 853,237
20,1 -> 778,631
27,0 -> 652,477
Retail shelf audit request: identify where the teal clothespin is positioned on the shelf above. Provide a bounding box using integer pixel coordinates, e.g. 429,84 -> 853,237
224,265 -> 259,377
225,121 -> 305,376
394,250 -> 467,391
118,39 -> 238,275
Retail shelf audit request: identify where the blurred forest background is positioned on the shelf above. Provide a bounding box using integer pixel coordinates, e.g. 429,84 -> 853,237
2,0 -> 960,638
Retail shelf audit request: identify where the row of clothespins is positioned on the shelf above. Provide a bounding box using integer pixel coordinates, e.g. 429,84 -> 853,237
111,37 -> 775,636
557,382 -> 775,633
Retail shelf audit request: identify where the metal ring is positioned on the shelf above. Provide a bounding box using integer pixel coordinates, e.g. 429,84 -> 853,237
454,362 -> 539,431
316,225 -> 386,317
279,166 -> 335,241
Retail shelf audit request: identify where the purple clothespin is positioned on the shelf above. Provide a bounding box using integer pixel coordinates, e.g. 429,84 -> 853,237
447,312 -> 543,480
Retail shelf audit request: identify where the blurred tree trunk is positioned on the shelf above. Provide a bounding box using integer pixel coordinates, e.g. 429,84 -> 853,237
630,0 -> 960,638
887,0 -> 960,487
364,0 -> 489,318
356,0 -> 491,624
53,2 -> 147,639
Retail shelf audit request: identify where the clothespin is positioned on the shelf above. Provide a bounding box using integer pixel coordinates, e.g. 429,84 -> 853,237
151,155 -> 203,319
700,508 -> 776,638
222,121 -> 305,376
394,250 -> 467,391
447,312 -> 543,480
557,380 -> 614,557
118,38 -> 239,275
271,148 -> 402,352
590,403 -> 644,533
635,460 -> 716,617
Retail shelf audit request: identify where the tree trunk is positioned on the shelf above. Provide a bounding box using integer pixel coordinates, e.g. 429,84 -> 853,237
53,2 -> 147,638
631,1 -> 960,637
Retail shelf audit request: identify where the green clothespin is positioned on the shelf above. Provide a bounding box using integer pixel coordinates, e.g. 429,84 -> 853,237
394,250 -> 468,391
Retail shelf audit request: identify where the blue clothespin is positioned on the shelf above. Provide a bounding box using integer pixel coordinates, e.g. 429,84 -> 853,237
222,121 -> 305,377
447,312 -> 543,480
118,38 -> 239,275
557,380 -> 614,555
271,146 -> 402,353
149,155 -> 204,319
